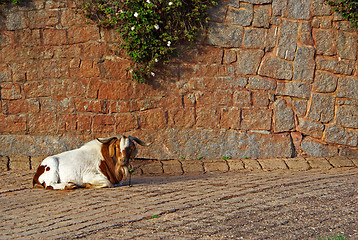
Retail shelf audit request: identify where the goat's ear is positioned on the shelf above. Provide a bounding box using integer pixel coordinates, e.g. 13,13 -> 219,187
97,137 -> 117,144
108,143 -> 115,157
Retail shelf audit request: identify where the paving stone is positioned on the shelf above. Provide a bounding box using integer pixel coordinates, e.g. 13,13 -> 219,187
307,93 -> 335,123
276,81 -> 311,99
203,160 -> 229,172
162,160 -> 183,175
285,157 -> 310,170
30,155 -> 46,170
328,156 -> 355,168
8,155 -> 30,171
273,99 -> 295,133
242,159 -> 261,170
306,157 -> 333,169
226,159 -> 245,171
140,161 -> 163,175
349,157 -> 358,167
287,0 -> 310,20
258,158 -> 288,171
298,118 -> 325,139
181,160 -> 204,174
336,105 -> 358,129
207,23 -> 243,47
0,156 -> 8,171
313,71 -> 338,93
293,46 -> 315,83
259,57 -> 293,80
276,20 -> 298,60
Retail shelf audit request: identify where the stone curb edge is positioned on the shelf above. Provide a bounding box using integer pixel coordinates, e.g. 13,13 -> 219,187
1,155 -> 357,175
131,156 -> 358,175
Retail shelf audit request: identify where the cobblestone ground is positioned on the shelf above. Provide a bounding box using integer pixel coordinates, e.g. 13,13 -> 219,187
1,169 -> 357,240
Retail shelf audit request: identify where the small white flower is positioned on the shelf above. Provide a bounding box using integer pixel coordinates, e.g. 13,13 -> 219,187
154,24 -> 160,30
131,26 -> 135,31
134,12 -> 138,17
167,41 -> 171,47
168,2 -> 173,5
155,58 -> 158,63
151,72 -> 155,77
146,0 -> 151,3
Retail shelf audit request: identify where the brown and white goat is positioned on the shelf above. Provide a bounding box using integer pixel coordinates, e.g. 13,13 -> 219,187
33,135 -> 150,190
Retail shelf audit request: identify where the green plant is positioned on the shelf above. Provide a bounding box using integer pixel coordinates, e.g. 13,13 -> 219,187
79,0 -> 217,82
318,234 -> 349,240
222,156 -> 232,160
0,0 -> 19,4
198,156 -> 203,160
327,0 -> 358,27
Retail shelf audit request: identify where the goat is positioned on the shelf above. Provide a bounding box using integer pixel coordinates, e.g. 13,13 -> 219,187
32,135 -> 150,190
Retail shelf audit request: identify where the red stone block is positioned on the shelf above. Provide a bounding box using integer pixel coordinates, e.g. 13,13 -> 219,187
220,107 -> 241,130
119,82 -> 135,100
110,101 -> 131,113
28,9 -> 59,28
58,114 -> 78,132
252,90 -> 269,107
115,113 -> 138,132
85,100 -> 109,114
196,108 -> 220,129
0,115 -> 26,133
233,90 -> 252,108
241,109 -> 272,130
27,99 -> 40,113
0,83 -> 22,100
77,115 -> 92,132
43,29 -> 67,45
2,100 -> 28,114
87,78 -> 102,99
158,95 -> 183,109
138,109 -> 168,130
80,60 -> 101,78
82,42 -> 111,59
39,59 -> 69,78
14,29 -> 41,46
93,115 -> 115,133
196,89 -> 233,107
0,31 -> 14,47
61,8 -> 88,27
98,81 -> 120,100
24,81 -> 50,98
168,108 -> 195,128
100,60 -> 131,80
67,25 -> 100,44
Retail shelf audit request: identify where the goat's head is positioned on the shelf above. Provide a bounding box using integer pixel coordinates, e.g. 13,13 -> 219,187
97,135 -> 151,166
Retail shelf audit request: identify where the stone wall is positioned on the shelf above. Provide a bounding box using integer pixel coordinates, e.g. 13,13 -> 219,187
0,0 -> 358,170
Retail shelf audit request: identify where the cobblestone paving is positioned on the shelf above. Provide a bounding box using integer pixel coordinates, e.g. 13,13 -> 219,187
1,169 -> 357,239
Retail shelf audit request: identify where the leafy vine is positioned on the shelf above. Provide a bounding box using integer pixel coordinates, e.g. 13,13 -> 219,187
79,0 -> 217,82
327,0 -> 358,27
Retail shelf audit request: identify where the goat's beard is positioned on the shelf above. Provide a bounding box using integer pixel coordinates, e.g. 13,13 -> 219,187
115,164 -> 129,185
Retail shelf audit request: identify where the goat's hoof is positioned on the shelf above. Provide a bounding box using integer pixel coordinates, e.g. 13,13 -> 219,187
64,183 -> 78,190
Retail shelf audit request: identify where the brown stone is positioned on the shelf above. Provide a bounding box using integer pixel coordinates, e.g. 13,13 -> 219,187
67,25 -> 100,44
306,157 -> 332,169
43,29 -> 67,45
242,109 -> 272,130
242,159 -> 262,170
0,83 -> 22,100
0,115 -> 27,133
258,159 -> 288,171
196,108 -> 220,129
203,160 -> 229,172
233,90 -> 251,108
140,161 -> 163,175
227,159 -> 245,171
328,156 -> 355,168
181,160 -> 204,174
8,155 -> 30,171
92,115 -> 115,133
138,109 -> 168,130
2,100 -> 28,114
115,114 -> 138,132
162,160 -> 183,175
168,108 -> 195,128
0,156 -> 8,171
285,158 -> 310,170
220,107 -> 241,130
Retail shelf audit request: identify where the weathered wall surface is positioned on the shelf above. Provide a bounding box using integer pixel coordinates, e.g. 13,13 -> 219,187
1,0 -> 358,170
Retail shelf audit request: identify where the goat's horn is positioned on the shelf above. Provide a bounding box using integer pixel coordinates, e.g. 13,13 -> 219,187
97,136 -> 118,144
128,136 -> 152,146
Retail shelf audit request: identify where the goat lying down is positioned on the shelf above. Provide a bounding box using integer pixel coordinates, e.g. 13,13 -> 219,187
33,135 -> 150,190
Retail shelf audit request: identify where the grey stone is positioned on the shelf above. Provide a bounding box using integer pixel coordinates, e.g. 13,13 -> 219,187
287,0 -> 310,20
337,76 -> 358,100
336,105 -> 358,129
273,99 -> 295,133
311,0 -> 332,16
5,12 -> 27,30
300,32 -> 314,46
293,99 -> 308,117
337,31 -> 357,60
243,28 -> 267,48
276,81 -> 311,99
335,21 -> 355,32
324,125 -> 358,147
233,89 -> 251,108
312,17 -> 332,29
298,119 -> 325,139
301,137 -> 338,157
276,20 -> 298,60
208,23 -> 243,48
207,2 -> 227,23
293,46 -> 315,83
227,3 -> 253,27
247,76 -> 276,90
265,26 -> 278,52
252,5 -> 270,28
313,71 -> 338,93
307,93 -> 335,123
316,57 -> 355,75
272,0 -> 287,16
259,57 -> 293,80
313,29 -> 335,55
236,49 -> 264,75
